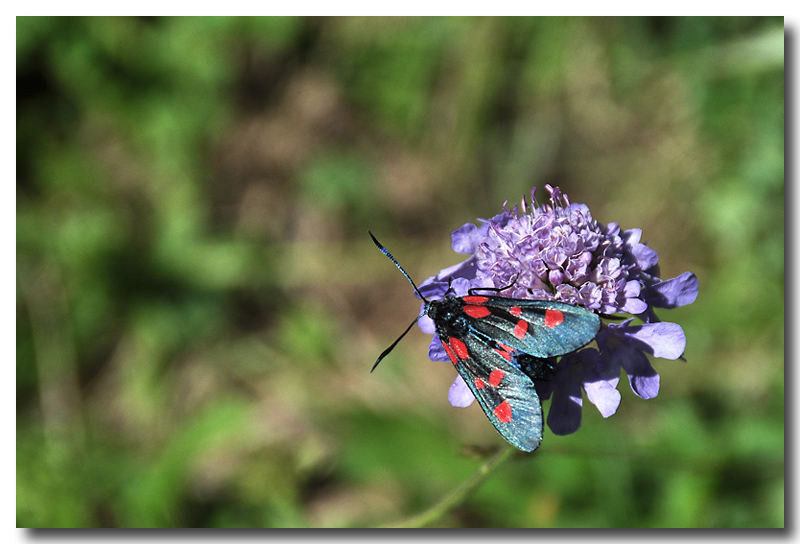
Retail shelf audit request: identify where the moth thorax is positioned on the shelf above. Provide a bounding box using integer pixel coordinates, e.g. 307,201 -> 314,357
427,298 -> 469,337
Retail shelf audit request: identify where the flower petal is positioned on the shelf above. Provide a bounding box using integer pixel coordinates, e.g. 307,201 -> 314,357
450,277 -> 472,297
623,228 -> 642,246
646,272 -> 699,309
628,367 -> 660,399
624,322 -> 687,360
546,380 -> 583,435
546,354 -> 584,435
634,244 -> 659,271
448,374 -> 475,407
597,325 -> 663,399
624,227 -> 659,271
584,379 -> 622,417
418,313 -> 435,334
621,295 -> 648,315
427,335 -> 450,362
451,223 -> 481,254
578,348 -> 622,418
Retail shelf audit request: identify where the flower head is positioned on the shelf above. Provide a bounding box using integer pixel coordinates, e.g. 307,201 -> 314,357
418,185 -> 698,435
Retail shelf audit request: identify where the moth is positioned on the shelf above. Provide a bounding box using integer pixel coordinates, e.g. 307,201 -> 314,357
370,232 -> 600,452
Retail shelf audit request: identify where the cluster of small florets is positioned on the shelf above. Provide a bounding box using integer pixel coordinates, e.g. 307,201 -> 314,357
417,185 -> 698,435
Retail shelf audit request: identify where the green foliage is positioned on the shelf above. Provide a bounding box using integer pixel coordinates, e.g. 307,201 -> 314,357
17,16 -> 783,528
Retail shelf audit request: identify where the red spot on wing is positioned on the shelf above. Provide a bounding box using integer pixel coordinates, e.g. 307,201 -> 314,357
514,319 -> 529,339
474,378 -> 485,389
494,401 -> 512,423
489,369 -> 505,387
510,306 -> 522,317
463,305 -> 491,318
449,337 -> 469,359
494,342 -> 513,361
442,341 -> 457,365
544,309 -> 565,328
462,295 -> 489,304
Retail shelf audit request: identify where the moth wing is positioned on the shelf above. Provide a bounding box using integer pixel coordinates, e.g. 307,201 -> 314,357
440,331 -> 543,452
464,298 -> 600,358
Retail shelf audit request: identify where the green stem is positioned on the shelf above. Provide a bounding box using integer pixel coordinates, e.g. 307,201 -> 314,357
381,445 -> 518,528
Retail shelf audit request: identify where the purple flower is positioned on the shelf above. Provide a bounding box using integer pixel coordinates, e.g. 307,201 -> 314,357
418,185 -> 698,435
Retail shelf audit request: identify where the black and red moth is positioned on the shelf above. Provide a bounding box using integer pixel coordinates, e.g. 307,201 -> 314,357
370,232 -> 600,452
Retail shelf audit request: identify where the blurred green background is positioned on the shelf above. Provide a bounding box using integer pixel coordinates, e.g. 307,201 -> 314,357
16,16 -> 784,528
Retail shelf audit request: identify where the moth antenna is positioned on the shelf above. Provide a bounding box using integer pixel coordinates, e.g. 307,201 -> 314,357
369,231 -> 428,303
467,273 -> 520,296
444,276 -> 455,297
369,231 -> 431,372
371,315 -> 420,372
